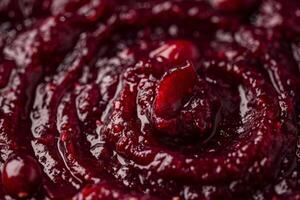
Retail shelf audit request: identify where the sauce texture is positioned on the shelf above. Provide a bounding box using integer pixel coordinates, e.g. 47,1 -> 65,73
0,0 -> 299,199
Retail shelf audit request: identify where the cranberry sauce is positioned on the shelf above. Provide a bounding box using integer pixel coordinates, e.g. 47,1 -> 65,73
0,0 -> 299,199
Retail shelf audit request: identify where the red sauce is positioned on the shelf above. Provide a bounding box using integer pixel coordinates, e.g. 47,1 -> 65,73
0,0 -> 299,199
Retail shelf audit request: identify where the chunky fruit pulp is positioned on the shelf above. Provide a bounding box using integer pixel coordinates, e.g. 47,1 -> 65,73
0,0 -> 299,199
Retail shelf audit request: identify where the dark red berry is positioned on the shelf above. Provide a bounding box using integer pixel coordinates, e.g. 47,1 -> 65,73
2,153 -> 42,198
154,61 -> 197,118
210,0 -> 257,12
150,40 -> 199,64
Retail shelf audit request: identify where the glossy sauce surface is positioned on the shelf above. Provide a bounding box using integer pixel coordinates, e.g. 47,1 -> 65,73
0,0 -> 299,199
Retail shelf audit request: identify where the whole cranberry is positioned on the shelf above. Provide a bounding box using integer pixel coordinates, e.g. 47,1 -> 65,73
150,40 -> 199,64
210,0 -> 258,12
154,61 -> 197,118
2,153 -> 42,198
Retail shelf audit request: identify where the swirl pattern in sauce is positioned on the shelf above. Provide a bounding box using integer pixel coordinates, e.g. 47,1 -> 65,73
0,0 -> 299,199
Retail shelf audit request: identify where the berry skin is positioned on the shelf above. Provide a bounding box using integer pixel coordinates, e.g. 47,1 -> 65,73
154,61 -> 197,118
2,153 -> 42,199
210,0 -> 257,12
150,40 -> 199,64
